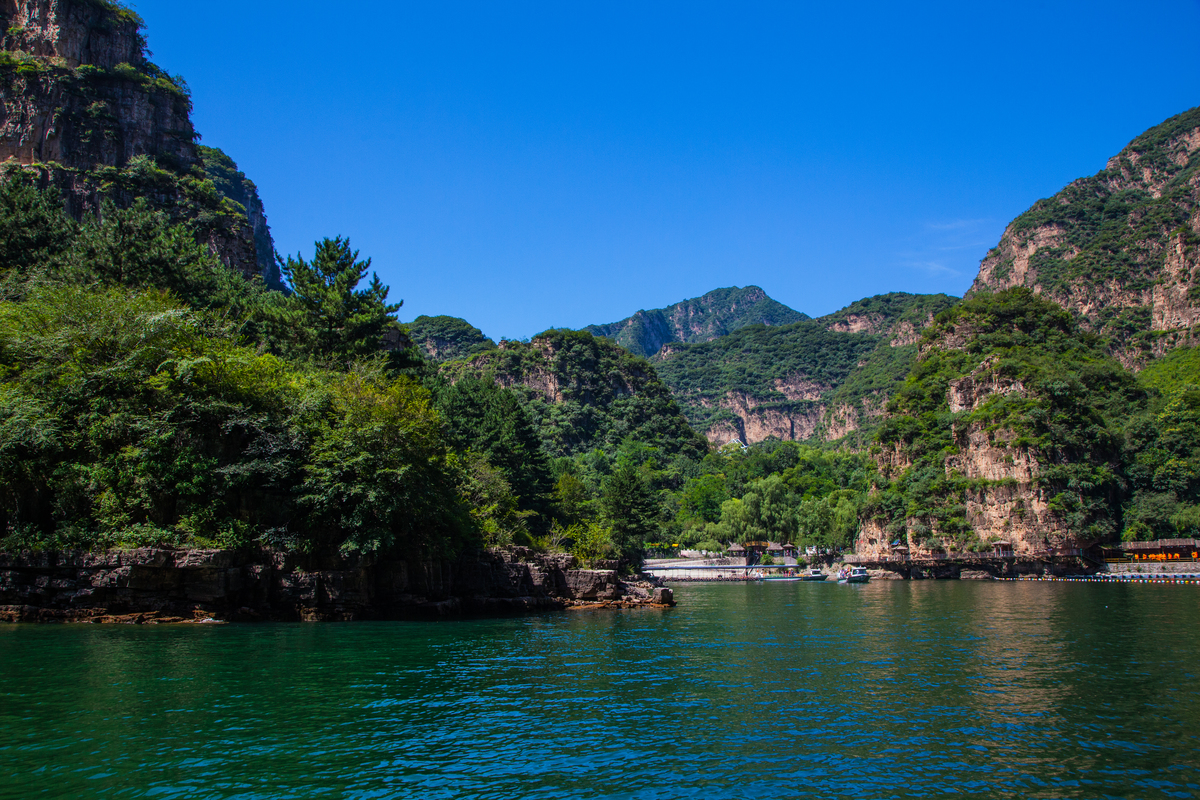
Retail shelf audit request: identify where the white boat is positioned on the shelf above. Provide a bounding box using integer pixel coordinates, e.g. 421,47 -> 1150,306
838,566 -> 870,584
800,568 -> 827,582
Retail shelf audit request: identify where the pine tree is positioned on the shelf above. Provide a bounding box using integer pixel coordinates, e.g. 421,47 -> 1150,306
276,237 -> 403,365
601,460 -> 657,567
432,377 -> 553,519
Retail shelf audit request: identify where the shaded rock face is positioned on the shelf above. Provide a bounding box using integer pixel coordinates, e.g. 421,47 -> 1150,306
0,547 -> 674,623
198,145 -> 282,290
0,57 -> 196,173
699,389 -> 822,445
0,0 -> 142,69
968,106 -> 1200,365
0,0 -> 268,282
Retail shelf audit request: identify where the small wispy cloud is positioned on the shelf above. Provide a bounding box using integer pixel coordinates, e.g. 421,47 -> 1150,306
894,218 -> 1002,282
925,219 -> 990,232
904,259 -> 963,277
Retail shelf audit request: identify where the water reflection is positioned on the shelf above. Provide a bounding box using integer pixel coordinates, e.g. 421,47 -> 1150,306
1,582 -> 1199,799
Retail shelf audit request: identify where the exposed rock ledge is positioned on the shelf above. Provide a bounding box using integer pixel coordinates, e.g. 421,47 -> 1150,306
0,547 -> 673,623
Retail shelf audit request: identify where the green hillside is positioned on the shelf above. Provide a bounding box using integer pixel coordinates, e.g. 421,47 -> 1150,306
441,329 -> 707,460
406,315 -> 496,362
970,105 -> 1200,359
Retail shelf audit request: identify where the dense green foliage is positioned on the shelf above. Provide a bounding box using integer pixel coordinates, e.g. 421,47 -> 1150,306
0,284 -> 468,555
405,315 -> 496,362
443,328 -> 708,461
864,288 -> 1200,547
0,175 -> 482,557
271,237 -> 412,370
586,285 -> 807,359
430,377 -> 552,526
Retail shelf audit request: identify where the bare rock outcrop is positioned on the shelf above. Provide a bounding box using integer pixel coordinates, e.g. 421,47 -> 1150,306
0,547 -> 674,623
701,390 -> 823,444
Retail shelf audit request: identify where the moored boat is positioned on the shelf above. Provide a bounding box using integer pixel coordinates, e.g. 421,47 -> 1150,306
800,568 -> 827,582
838,566 -> 870,584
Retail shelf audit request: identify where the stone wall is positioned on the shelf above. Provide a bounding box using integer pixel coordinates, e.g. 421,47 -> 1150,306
0,547 -> 674,623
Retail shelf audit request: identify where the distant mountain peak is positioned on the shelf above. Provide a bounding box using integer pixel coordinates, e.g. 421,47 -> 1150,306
585,285 -> 808,359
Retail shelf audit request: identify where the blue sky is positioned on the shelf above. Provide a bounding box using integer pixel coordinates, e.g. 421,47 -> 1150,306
130,0 -> 1200,340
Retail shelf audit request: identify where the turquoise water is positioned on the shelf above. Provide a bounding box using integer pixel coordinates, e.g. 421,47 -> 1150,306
2,581 -> 1199,799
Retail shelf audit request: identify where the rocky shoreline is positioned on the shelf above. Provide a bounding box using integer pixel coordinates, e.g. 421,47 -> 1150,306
0,547 -> 673,624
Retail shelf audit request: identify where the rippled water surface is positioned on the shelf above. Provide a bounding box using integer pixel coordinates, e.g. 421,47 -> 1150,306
3,581 -> 1200,799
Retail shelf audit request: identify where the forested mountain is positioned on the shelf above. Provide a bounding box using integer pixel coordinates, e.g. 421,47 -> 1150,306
405,315 -> 496,362
585,285 -> 807,359
651,292 -> 957,446
440,328 -> 707,460
855,108 -> 1200,555
970,105 -> 1200,367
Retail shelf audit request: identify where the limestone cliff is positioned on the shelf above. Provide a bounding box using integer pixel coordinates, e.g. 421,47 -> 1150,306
0,0 -> 271,282
968,105 -> 1200,366
856,290 -> 1125,558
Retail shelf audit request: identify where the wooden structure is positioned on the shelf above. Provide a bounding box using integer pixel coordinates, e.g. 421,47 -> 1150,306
1108,538 -> 1200,563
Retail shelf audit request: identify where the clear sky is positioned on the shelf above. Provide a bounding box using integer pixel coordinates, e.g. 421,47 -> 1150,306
128,0 -> 1200,341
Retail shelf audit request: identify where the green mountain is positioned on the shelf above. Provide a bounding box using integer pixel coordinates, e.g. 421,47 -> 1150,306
440,328 -> 708,460
651,292 -> 958,445
970,105 -> 1200,366
405,315 -> 496,362
856,108 -> 1200,558
585,285 -> 807,359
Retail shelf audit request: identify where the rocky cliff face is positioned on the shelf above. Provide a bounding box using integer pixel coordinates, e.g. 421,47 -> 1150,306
855,289 -> 1125,558
969,106 -> 1200,366
198,145 -> 282,290
586,285 -> 808,359
0,0 -> 270,282
0,546 -> 674,623
0,0 -> 142,70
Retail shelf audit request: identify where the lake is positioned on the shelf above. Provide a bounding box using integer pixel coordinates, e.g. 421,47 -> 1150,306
2,581 -> 1198,799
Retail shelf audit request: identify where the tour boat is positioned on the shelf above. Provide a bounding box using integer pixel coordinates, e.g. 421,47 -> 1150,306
800,568 -> 827,581
838,566 -> 870,584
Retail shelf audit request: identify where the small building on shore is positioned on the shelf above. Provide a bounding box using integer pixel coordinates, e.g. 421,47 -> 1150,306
1112,538 -> 1200,562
